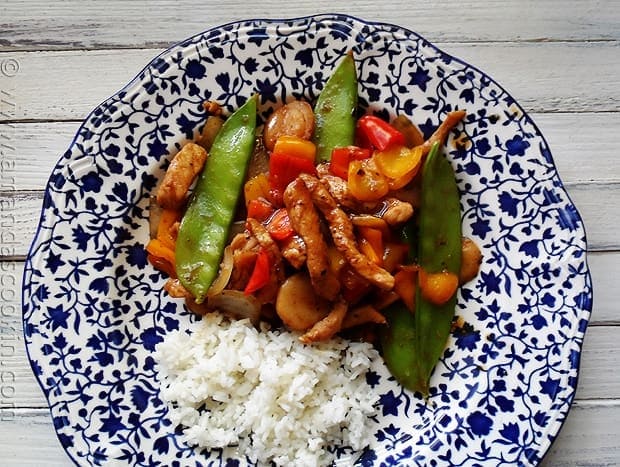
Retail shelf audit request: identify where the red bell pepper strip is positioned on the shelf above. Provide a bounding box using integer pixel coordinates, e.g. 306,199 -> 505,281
269,152 -> 317,204
329,146 -> 372,180
266,208 -> 294,241
244,248 -> 271,294
247,198 -> 274,222
356,115 -> 406,151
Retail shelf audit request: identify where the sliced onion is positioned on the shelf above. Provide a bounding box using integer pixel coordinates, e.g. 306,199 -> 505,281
206,245 -> 234,297
207,290 -> 261,326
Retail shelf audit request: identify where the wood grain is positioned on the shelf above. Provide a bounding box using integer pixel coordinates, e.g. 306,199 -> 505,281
576,327 -> 620,400
540,401 -> 620,466
0,409 -> 68,466
587,251 -> 620,326
1,0 -> 619,51
1,41 -> 619,123
564,182 -> 620,251
1,395 -> 620,466
5,404 -> 619,466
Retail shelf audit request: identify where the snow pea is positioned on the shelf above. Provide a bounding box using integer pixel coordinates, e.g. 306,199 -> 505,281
380,142 -> 462,395
175,95 -> 258,303
313,52 -> 358,162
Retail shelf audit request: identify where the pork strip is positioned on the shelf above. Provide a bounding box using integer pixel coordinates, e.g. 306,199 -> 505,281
228,232 -> 259,291
280,234 -> 308,269
321,174 -> 414,226
300,174 -> 395,291
421,110 -> 467,154
157,142 -> 208,209
283,178 -> 340,301
299,298 -> 348,344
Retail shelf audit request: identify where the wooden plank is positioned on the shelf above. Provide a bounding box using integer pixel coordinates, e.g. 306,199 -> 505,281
444,41 -> 620,113
0,409 -> 68,466
576,326 -> 620,400
1,260 -> 47,408
1,0 -> 619,51
565,182 -> 620,251
587,251 -> 619,326
0,192 -> 42,259
1,42 -> 619,123
2,112 -> 618,192
0,121 -> 80,191
532,113 -> 620,185
0,48 -> 156,122
541,401 -> 620,466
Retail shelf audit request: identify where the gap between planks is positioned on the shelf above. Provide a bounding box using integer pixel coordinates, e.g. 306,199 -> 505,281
1,0 -> 619,49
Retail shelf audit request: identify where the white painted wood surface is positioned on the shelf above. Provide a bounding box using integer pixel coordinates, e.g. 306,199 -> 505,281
1,1 -> 618,465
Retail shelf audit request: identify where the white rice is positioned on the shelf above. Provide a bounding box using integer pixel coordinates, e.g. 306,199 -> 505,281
155,312 -> 380,466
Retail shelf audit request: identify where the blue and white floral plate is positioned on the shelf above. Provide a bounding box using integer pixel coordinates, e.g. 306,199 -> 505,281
23,14 -> 592,466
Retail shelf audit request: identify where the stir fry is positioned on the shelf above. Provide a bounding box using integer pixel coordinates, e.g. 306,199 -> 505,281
146,54 -> 482,394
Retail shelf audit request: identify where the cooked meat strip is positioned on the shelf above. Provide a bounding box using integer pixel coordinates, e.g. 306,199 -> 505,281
283,178 -> 340,301
315,162 -> 331,178
341,304 -> 386,329
319,174 -> 363,211
421,110 -> 467,154
202,100 -> 223,116
320,174 -> 414,226
245,218 -> 285,279
279,234 -> 308,269
299,298 -> 348,344
156,142 -> 208,209
228,232 -> 259,291
164,278 -> 192,298
379,197 -> 414,225
299,174 -> 395,291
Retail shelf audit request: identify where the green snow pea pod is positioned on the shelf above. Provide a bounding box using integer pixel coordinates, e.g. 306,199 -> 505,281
313,52 -> 358,162
380,142 -> 462,395
175,95 -> 258,303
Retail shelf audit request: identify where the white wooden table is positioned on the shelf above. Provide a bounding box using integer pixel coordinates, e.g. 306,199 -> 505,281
1,1 -> 618,465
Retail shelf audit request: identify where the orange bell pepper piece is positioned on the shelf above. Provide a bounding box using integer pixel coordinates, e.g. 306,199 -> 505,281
244,172 -> 271,206
146,238 -> 176,277
357,226 -> 384,266
156,208 -> 181,250
247,198 -> 274,222
418,268 -> 459,306
394,266 -> 417,312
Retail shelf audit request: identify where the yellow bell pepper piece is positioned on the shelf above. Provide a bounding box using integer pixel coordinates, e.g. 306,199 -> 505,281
273,135 -> 316,162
